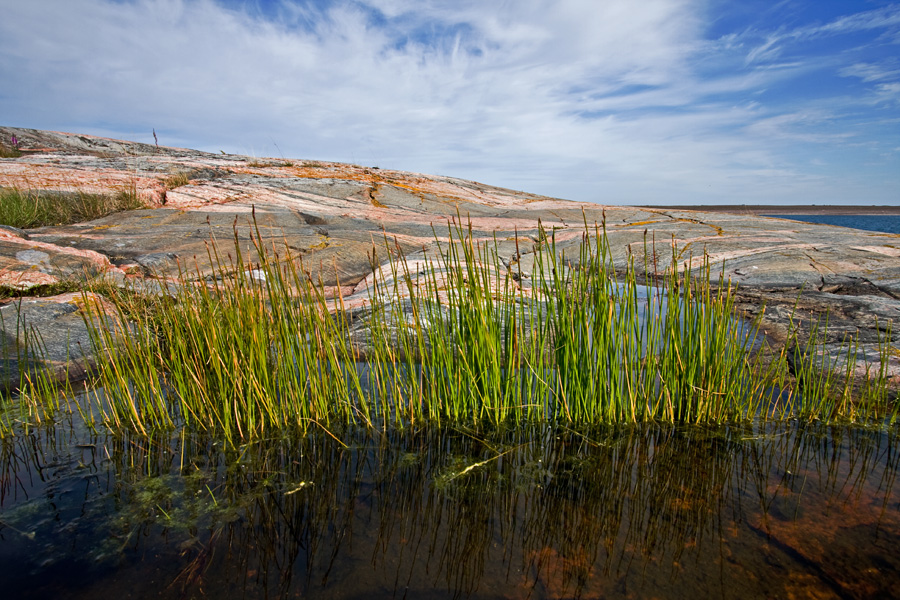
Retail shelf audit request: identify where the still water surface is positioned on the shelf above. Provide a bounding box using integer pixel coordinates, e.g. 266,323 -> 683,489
2,414 -> 899,599
764,214 -> 900,235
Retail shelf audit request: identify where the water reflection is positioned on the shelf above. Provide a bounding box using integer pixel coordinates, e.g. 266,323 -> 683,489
1,421 -> 899,598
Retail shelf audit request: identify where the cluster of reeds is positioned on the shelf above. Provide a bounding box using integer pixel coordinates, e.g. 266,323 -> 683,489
0,186 -> 144,229
81,226 -> 365,439
361,220 -> 765,426
0,213 -> 895,441
781,314 -> 895,421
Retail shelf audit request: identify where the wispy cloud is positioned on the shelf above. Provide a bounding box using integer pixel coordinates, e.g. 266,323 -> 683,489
812,4 -> 900,36
0,0 -> 897,205
744,4 -> 900,66
840,61 -> 900,82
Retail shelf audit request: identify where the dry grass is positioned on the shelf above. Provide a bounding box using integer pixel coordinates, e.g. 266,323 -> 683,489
246,160 -> 294,168
0,186 -> 145,229
163,171 -> 191,189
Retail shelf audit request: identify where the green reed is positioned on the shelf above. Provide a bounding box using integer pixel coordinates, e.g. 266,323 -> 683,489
1,213 -> 895,441
372,218 -> 772,426
0,301 -> 74,438
779,314 -> 896,423
82,217 -> 367,440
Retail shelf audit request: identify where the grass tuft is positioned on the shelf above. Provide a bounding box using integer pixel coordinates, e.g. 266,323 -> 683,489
163,171 -> 191,189
0,186 -> 145,229
0,145 -> 21,159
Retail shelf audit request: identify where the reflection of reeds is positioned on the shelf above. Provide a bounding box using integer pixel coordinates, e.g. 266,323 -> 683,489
1,213 -> 895,440
2,422 -> 892,598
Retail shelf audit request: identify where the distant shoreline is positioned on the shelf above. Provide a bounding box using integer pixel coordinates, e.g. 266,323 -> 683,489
637,205 -> 900,216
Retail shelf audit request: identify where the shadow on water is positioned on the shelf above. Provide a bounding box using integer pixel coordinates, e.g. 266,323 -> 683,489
2,410 -> 900,599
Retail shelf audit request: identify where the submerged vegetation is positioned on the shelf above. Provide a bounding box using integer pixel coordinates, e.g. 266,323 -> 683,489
0,214 -> 896,442
0,186 -> 144,229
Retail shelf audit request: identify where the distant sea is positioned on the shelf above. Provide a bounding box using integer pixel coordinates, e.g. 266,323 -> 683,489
764,215 -> 900,235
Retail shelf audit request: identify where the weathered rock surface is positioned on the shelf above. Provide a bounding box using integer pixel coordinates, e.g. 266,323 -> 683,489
1,125 -> 898,390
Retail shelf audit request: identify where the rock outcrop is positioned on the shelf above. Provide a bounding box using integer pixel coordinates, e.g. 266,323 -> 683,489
1,125 -> 898,390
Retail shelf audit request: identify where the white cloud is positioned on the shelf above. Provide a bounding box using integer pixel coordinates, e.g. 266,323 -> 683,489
875,81 -> 900,103
0,0 -> 897,205
743,110 -> 858,144
838,59 -> 900,108
813,4 -> 900,36
840,61 -> 900,82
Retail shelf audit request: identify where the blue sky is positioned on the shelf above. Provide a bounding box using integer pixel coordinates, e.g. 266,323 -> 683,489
1,0 -> 898,205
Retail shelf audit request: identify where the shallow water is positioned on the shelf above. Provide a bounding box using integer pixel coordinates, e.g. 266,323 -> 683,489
1,412 -> 899,599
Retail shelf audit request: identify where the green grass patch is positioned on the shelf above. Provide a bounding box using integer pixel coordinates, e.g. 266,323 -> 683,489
0,186 -> 145,229
0,145 -> 21,159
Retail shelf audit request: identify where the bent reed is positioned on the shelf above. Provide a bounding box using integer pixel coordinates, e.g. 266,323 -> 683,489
2,213 -> 896,441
